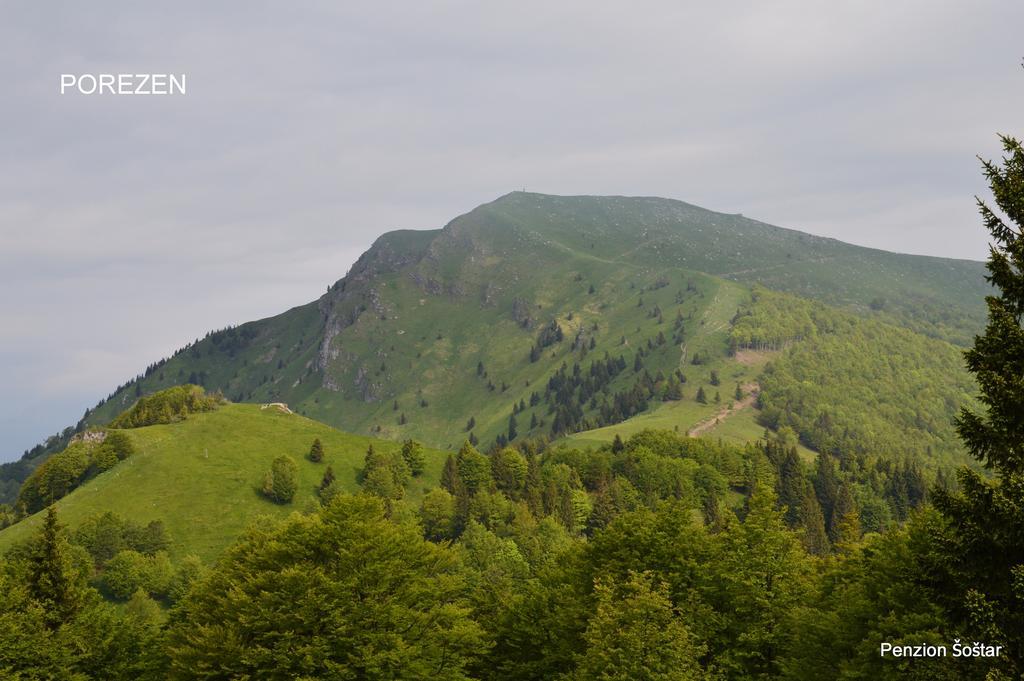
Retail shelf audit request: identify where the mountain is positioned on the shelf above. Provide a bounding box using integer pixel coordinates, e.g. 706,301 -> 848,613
0,192 -> 989,503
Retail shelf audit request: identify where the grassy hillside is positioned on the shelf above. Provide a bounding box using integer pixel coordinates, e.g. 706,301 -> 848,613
2,192 -> 988,503
0,403 -> 448,562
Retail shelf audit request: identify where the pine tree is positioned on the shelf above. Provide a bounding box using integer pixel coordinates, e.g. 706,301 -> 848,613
929,135 -> 1024,672
524,452 -> 543,516
830,484 -> 860,551
776,448 -> 804,527
320,465 -> 336,491
735,383 -> 744,401
813,454 -> 839,531
797,487 -> 830,556
508,414 -> 518,441
695,386 -> 707,404
702,492 -> 722,529
440,455 -> 460,495
26,506 -> 86,627
611,434 -> 625,454
308,438 -> 324,463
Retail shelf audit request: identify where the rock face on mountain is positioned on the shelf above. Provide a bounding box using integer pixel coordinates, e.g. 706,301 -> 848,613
0,192 -> 989,502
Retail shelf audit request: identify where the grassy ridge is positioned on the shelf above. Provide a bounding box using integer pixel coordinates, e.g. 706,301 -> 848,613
2,192 -> 988,504
0,404 -> 447,562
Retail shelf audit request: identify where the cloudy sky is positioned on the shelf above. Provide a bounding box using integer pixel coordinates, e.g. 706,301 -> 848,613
1,1 -> 1022,461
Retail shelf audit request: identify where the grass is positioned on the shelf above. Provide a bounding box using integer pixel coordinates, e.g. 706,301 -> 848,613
0,404 -> 447,563
700,408 -> 818,463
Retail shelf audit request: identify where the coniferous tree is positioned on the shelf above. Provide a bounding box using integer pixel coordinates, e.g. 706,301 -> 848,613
776,448 -> 805,527
929,135 -> 1024,675
702,492 -> 722,529
401,439 -> 426,477
26,506 -> 86,628
320,465 -> 336,491
611,433 -> 625,454
798,487 -> 830,556
813,454 -> 839,532
695,386 -> 707,404
830,484 -> 860,551
440,454 -> 460,495
308,438 -> 324,463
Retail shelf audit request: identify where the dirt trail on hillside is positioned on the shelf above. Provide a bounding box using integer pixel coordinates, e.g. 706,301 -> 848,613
687,382 -> 760,437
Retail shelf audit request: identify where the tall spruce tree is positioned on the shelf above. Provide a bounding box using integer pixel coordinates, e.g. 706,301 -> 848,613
25,506 -> 86,627
930,135 -> 1024,676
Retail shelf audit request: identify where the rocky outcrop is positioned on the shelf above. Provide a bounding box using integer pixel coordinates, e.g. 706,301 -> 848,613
70,430 -> 106,445
511,297 -> 534,329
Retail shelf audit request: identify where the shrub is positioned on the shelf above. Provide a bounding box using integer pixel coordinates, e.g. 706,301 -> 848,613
109,385 -> 223,429
262,455 -> 298,504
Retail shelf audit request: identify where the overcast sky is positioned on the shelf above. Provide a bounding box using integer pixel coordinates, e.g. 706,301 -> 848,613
1,1 -> 1022,461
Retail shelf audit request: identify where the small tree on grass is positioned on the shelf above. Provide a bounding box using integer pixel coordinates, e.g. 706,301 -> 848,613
320,466 -> 336,492
696,386 -> 707,404
308,438 -> 324,463
262,455 -> 298,504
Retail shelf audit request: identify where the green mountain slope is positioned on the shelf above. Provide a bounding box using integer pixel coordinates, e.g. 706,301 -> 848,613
0,403 -> 447,561
2,192 -> 989,502
565,287 -> 977,471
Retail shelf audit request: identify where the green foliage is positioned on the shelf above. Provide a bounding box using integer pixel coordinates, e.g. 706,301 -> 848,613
420,488 -> 456,541
401,438 -> 426,476
758,301 -> 975,467
730,286 -> 834,352
361,444 -> 411,500
308,437 -> 324,462
165,494 -> 487,679
457,441 -> 491,495
491,447 -> 528,496
569,571 -> 706,681
0,506 -> 164,680
74,512 -> 169,566
261,455 -> 298,504
109,384 -> 222,429
17,430 -> 139,514
927,136 -> 1024,679
101,549 -> 174,601
23,507 -> 90,627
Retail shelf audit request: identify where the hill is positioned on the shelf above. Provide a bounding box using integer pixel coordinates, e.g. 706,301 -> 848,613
0,403 -> 447,562
1,192 -> 989,502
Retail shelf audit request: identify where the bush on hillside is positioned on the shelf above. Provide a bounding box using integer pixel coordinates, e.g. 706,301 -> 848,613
108,385 -> 223,429
261,455 -> 298,504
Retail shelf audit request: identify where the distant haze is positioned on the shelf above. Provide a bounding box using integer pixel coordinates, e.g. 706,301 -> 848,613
1,2 -> 1022,460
